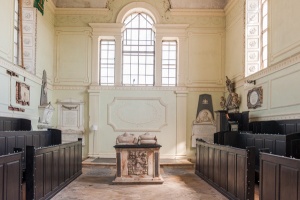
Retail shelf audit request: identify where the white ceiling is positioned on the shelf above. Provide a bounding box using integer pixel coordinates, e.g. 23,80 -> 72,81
51,0 -> 229,9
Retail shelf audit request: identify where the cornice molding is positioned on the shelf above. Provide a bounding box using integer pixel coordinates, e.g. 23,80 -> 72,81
53,86 -> 87,90
55,8 -> 110,15
169,9 -> 225,17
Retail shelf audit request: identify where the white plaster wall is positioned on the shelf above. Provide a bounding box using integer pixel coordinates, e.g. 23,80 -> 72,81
36,2 -> 56,80
52,0 -> 226,158
91,89 -> 177,158
269,0 -> 300,65
187,31 -> 224,86
225,0 -> 245,80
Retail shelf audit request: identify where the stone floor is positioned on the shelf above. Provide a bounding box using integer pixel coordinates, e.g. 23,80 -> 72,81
51,158 -> 259,200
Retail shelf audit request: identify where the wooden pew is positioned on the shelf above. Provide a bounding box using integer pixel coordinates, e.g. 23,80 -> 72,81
0,152 -> 23,200
26,139 -> 82,200
260,153 -> 300,200
195,139 -> 255,200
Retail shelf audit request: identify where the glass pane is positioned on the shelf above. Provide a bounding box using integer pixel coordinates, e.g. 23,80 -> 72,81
146,65 -> 153,75
132,75 -> 138,84
163,51 -> 169,59
162,69 -> 169,77
122,13 -> 155,86
145,76 -> 153,85
123,56 -> 131,63
101,77 -> 108,83
169,78 -> 176,85
262,1 -> 268,16
169,69 -> 176,77
162,78 -> 168,85
262,16 -> 268,31
162,60 -> 169,65
101,68 -> 108,76
123,75 -> 130,84
123,64 -> 131,74
108,51 -> 114,59
169,60 -> 176,65
146,56 -> 154,64
108,68 -> 114,76
131,64 -> 138,74
262,46 -> 267,59
139,76 -> 145,84
263,31 -> 268,45
169,51 -> 176,59
139,46 -> 146,51
140,65 -> 146,74
139,56 -> 146,63
108,77 -> 114,84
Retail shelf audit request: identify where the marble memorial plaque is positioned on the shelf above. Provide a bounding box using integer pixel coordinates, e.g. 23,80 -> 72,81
192,124 -> 216,147
62,110 -> 78,127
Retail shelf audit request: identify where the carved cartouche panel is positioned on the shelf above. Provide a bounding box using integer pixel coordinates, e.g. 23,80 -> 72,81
108,97 -> 167,132
128,151 -> 148,175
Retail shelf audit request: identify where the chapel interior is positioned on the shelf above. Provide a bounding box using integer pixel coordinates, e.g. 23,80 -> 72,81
1,0 -> 300,199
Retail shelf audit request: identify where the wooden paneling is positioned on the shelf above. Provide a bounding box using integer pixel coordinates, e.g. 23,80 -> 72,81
195,139 -> 255,200
0,117 -> 31,131
260,153 -> 300,200
0,153 -> 22,200
26,140 -> 82,200
250,119 -> 300,135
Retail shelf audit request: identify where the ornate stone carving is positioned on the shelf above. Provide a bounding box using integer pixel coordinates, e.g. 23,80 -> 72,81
108,97 -> 167,132
220,76 -> 241,112
138,132 -> 157,145
128,151 -> 148,175
116,132 -> 138,145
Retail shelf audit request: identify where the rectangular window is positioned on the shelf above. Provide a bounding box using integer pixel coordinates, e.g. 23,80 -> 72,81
261,0 -> 268,69
14,0 -> 20,65
245,0 -> 268,77
162,41 -> 177,86
100,40 -> 115,85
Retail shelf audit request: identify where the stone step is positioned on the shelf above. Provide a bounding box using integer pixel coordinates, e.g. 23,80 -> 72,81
82,157 -> 194,167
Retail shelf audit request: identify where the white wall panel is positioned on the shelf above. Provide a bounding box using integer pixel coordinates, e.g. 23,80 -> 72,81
188,33 -> 223,85
55,30 -> 91,85
270,69 -> 300,109
270,0 -> 300,64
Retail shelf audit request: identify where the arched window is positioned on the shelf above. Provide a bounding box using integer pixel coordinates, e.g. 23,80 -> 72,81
122,13 -> 155,86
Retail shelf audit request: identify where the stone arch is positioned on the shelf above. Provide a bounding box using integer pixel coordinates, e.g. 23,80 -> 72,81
116,2 -> 161,24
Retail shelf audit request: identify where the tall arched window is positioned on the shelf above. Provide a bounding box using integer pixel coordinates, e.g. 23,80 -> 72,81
122,13 -> 155,86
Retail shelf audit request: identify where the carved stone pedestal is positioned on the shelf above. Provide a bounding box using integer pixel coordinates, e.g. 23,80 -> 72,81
113,144 -> 164,184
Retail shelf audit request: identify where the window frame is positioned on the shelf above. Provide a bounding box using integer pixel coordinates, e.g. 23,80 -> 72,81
122,12 -> 155,86
99,39 -> 116,86
161,40 -> 177,86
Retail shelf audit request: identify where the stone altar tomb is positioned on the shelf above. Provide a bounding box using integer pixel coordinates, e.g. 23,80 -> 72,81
113,133 -> 163,184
